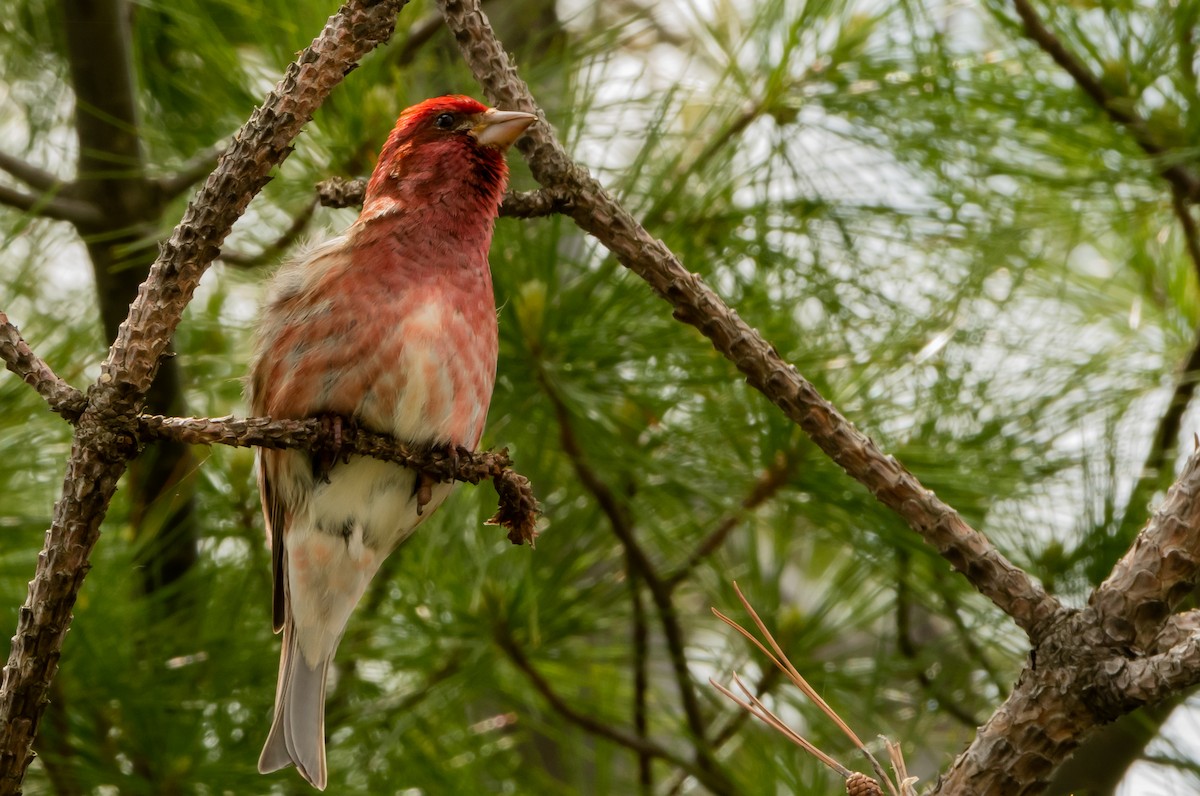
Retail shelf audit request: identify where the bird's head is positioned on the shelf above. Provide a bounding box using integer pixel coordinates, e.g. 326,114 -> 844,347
361,95 -> 536,223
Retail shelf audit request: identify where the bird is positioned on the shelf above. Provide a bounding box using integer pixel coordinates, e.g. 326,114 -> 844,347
249,95 -> 535,790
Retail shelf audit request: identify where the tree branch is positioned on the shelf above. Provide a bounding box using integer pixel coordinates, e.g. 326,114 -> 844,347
0,3 -> 412,791
1093,632 -> 1200,709
154,142 -> 228,204
0,313 -> 85,420
535,372 -> 726,783
1010,0 -> 1200,203
1090,447 -> 1200,650
665,449 -> 796,589
316,174 -> 574,217
0,184 -> 104,227
492,621 -> 731,795
135,413 -> 537,544
0,151 -> 60,193
439,0 -> 1062,641
627,561 -> 652,795
219,199 -> 318,267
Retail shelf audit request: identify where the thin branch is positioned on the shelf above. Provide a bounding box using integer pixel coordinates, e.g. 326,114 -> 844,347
393,10 -> 446,66
492,622 -> 731,795
665,449 -> 796,588
154,142 -> 228,203
896,559 -> 982,729
440,0 -> 1062,641
1010,0 -> 1200,202
0,151 -> 60,193
315,175 -> 366,207
219,199 -> 318,267
316,174 -> 574,217
0,313 -> 86,420
665,667 -> 782,796
0,184 -> 104,227
137,413 -> 537,545
536,371 -> 721,775
500,186 -> 576,218
627,561 -> 652,795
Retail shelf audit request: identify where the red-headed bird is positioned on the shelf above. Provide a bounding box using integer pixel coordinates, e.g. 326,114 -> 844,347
250,96 -> 535,789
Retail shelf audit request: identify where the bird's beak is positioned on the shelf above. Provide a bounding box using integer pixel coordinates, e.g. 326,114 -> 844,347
472,108 -> 537,149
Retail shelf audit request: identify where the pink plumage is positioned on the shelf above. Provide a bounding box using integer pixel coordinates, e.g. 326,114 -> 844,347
249,96 -> 535,790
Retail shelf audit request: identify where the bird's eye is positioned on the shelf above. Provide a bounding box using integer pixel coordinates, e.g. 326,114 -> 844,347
434,112 -> 455,130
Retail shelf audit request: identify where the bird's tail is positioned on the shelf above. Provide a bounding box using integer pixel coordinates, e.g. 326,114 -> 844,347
258,619 -> 331,790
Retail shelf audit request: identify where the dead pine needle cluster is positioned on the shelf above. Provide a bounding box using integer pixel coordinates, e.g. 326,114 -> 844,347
711,582 -> 918,796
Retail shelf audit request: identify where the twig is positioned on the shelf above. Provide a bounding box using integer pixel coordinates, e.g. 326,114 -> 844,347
154,142 -> 229,203
0,184 -> 103,227
1010,0 -> 1200,202
0,151 -> 60,192
665,666 -> 783,796
0,313 -> 86,420
492,622 -> 731,794
440,0 -> 1062,642
710,674 -> 851,777
219,199 -> 318,267
316,175 -> 574,217
714,582 -> 897,792
712,584 -> 912,796
665,449 -> 796,589
137,413 -> 537,545
628,561 -> 652,794
536,372 -> 721,778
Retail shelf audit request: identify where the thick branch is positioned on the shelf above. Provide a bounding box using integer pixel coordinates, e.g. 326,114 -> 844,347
439,0 -> 1061,640
0,184 -> 104,227
1010,0 -> 1200,202
0,3 -> 411,791
1090,448 -> 1200,650
0,313 -> 85,420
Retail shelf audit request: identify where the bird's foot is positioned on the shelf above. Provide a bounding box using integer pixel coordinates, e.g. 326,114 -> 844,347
415,471 -> 434,516
312,413 -> 349,484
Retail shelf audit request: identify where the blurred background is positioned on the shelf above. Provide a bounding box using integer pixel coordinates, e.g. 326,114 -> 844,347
2,0 -> 1199,793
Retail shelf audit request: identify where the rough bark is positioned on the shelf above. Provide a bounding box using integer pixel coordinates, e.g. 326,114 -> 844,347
0,2 -> 410,791
60,0 -> 198,595
438,0 -> 1061,641
437,1 -> 1200,792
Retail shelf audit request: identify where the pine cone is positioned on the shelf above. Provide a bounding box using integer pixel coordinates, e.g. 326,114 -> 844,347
845,772 -> 883,796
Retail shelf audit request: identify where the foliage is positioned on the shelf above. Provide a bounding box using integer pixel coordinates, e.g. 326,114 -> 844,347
2,0 -> 1199,793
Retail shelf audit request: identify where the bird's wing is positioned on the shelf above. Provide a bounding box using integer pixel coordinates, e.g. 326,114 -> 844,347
258,452 -> 290,634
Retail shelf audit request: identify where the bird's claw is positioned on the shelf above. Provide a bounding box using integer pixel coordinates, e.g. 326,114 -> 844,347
415,472 -> 434,516
313,414 -> 347,484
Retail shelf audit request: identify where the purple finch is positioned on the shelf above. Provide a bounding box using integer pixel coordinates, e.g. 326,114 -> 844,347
250,95 -> 535,789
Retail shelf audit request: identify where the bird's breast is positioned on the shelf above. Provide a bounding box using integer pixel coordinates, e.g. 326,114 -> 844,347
255,243 -> 499,450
